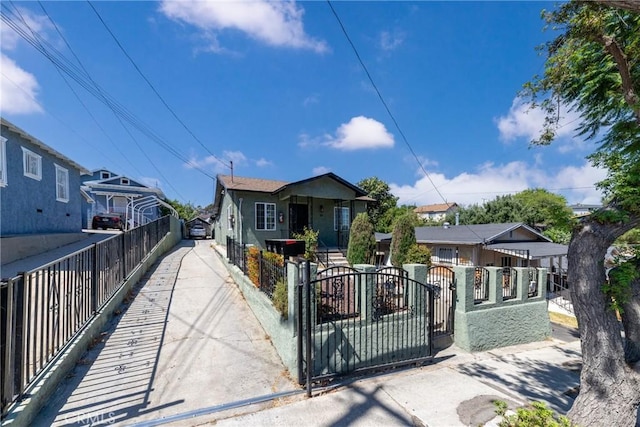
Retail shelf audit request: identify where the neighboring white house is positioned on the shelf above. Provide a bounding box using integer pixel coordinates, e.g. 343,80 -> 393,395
569,203 -> 602,217
414,202 -> 459,222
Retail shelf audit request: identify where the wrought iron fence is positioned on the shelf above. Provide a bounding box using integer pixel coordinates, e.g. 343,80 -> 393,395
226,238 -> 286,300
502,267 -> 518,300
226,236 -> 247,274
474,267 -> 490,304
1,216 -> 170,416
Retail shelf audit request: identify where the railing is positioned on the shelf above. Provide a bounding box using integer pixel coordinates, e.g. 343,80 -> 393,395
1,216 -> 171,415
474,267 -> 490,304
502,267 -> 518,300
226,237 -> 285,300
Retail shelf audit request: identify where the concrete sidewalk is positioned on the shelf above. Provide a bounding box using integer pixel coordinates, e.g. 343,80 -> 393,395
28,241 -> 581,427
30,240 -> 298,426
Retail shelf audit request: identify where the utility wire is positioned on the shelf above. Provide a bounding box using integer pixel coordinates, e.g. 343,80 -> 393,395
87,1 -> 230,169
326,1 -> 485,237
1,3 -> 217,185
33,0 -> 187,200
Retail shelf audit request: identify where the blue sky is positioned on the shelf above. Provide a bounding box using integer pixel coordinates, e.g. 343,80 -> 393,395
1,1 -> 605,208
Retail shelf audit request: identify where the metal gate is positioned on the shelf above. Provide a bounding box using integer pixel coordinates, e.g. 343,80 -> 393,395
297,262 -> 446,386
426,266 -> 456,337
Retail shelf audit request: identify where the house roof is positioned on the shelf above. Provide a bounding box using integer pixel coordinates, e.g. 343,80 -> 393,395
375,223 -> 551,245
413,222 -> 551,245
414,203 -> 458,214
1,118 -> 91,175
217,175 -> 289,193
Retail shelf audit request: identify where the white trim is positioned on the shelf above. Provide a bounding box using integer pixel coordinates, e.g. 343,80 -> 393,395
255,202 -> 276,231
0,136 -> 7,187
22,147 -> 42,181
333,206 -> 350,231
120,177 -> 130,185
55,163 -> 69,203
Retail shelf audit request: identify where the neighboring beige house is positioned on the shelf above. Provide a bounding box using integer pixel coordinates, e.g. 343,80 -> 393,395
414,202 -> 459,222
376,222 -> 567,270
569,203 -> 602,217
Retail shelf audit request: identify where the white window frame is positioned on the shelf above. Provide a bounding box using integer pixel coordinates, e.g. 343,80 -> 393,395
255,202 -> 276,231
55,164 -> 69,203
334,206 -> 350,231
227,205 -> 234,230
100,171 -> 110,179
22,147 -> 42,180
121,178 -> 130,185
0,136 -> 7,187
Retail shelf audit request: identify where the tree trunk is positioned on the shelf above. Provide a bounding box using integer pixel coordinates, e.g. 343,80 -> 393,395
567,216 -> 640,426
621,273 -> 640,364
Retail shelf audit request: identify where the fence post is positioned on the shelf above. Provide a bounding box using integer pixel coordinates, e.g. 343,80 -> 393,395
121,233 -> 127,280
258,250 -> 263,288
304,259 -> 312,397
242,244 -> 247,274
91,244 -> 98,315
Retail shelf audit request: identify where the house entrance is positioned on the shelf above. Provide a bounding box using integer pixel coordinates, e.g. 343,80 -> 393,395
289,203 -> 308,236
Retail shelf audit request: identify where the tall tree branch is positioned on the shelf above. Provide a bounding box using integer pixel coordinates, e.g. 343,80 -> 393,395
600,34 -> 640,124
596,1 -> 640,14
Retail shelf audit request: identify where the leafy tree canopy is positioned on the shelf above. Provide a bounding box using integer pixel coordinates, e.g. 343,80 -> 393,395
357,177 -> 399,231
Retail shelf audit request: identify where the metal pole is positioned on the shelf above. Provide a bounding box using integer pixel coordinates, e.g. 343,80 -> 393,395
305,259 -> 312,397
296,263 -> 303,385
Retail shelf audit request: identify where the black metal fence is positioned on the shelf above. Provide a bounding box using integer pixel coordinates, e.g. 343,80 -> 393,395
502,267 -> 518,300
1,216 -> 171,416
474,267 -> 490,304
226,236 -> 247,275
299,262 -> 439,385
226,237 -> 286,300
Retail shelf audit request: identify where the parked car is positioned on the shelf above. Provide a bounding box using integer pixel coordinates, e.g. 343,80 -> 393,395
92,213 -> 124,231
189,223 -> 207,239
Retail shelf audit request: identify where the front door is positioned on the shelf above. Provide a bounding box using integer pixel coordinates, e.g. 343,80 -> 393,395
289,203 -> 308,237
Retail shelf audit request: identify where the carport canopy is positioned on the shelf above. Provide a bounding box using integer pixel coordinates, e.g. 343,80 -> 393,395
485,242 -> 568,260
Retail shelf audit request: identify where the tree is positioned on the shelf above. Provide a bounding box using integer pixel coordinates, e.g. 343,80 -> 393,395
523,3 -> 640,424
357,177 -> 399,232
347,213 -> 376,265
390,213 -> 417,267
162,199 -> 199,220
378,205 -> 419,233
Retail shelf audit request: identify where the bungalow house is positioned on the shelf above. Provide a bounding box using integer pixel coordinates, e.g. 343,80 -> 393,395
1,118 -> 91,263
81,169 -> 166,228
414,202 -> 459,222
377,222 -> 567,270
212,173 -> 372,251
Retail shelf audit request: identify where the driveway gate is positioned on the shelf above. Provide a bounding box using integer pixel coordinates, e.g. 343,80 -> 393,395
297,262 -> 448,385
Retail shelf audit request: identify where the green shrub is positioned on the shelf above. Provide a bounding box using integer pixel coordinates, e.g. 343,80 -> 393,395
347,212 -> 376,265
390,213 -> 417,267
293,227 -> 319,261
405,243 -> 431,265
494,401 -> 575,427
272,279 -> 288,319
247,246 -> 261,286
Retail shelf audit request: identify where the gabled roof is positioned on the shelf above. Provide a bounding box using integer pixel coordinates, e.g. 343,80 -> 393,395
217,175 -> 289,193
414,203 -> 458,214
412,222 -> 551,245
1,118 -> 91,175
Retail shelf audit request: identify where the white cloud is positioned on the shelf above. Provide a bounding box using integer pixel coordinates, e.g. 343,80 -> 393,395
379,30 -> 405,52
185,150 -> 246,173
390,160 -> 605,207
312,166 -> 331,175
255,158 -> 272,167
325,116 -> 394,151
159,0 -> 328,53
496,97 -> 579,144
303,94 -> 319,107
0,54 -> 43,115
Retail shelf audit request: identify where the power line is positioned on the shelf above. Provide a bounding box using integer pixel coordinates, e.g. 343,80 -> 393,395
1,2 -> 218,185
6,1 -> 187,200
86,1 -> 230,170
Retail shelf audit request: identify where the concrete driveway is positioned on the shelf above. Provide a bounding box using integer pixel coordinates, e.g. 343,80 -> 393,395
30,239 -> 298,426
